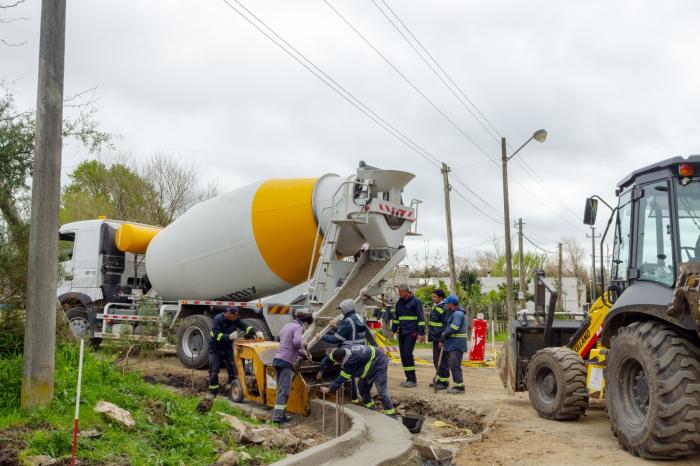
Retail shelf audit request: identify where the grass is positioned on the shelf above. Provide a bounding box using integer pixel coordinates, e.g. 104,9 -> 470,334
0,345 -> 286,465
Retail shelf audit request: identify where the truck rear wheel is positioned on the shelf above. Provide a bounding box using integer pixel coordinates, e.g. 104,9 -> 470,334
176,315 -> 212,369
244,317 -> 273,340
526,347 -> 589,420
606,321 -> 700,459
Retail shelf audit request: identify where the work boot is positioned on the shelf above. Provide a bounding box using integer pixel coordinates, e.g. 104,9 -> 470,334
273,420 -> 291,429
400,381 -> 417,388
434,383 -> 448,391
446,386 -> 465,394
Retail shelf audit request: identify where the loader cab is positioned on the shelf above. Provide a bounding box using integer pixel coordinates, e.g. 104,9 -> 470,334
586,155 -> 700,343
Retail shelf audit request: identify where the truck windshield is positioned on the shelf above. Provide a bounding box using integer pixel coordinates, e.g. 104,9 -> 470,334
676,180 -> 700,263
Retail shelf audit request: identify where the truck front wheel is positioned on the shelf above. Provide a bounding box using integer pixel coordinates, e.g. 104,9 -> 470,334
606,321 -> 700,459
176,315 -> 212,369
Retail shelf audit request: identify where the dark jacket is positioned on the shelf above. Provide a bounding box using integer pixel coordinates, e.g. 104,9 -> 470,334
209,312 -> 255,352
391,295 -> 425,336
322,311 -> 367,347
441,306 -> 467,352
320,345 -> 387,392
427,300 -> 447,342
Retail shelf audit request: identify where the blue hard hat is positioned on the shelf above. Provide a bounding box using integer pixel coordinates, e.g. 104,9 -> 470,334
445,295 -> 459,305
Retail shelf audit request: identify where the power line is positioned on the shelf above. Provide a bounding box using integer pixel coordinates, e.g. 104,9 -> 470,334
454,236 -> 503,252
523,234 -> 557,255
449,171 -> 503,216
218,0 -> 442,169
377,0 -> 503,145
322,0 -> 490,162
370,0 -> 500,162
450,185 -> 503,225
373,0 -> 585,230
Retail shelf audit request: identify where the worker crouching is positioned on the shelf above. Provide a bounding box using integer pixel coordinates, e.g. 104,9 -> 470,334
208,306 -> 261,397
437,295 -> 467,394
318,345 -> 397,419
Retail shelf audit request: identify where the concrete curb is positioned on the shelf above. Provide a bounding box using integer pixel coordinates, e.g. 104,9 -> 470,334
273,400 -> 415,466
272,399 -> 367,466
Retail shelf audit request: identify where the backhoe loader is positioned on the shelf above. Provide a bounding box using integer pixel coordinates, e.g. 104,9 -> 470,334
499,156 -> 700,459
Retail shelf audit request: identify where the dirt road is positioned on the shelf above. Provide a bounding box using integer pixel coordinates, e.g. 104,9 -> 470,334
129,348 -> 699,465
387,353 -> 699,466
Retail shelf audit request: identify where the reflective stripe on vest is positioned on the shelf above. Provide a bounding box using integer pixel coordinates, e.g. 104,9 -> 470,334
449,333 -> 468,338
398,316 -> 417,321
360,346 -> 376,378
429,322 -> 444,327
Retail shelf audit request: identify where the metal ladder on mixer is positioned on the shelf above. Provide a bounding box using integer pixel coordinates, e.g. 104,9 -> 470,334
306,180 -> 369,310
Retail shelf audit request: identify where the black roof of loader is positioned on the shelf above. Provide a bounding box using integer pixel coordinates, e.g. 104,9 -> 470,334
618,154 -> 700,190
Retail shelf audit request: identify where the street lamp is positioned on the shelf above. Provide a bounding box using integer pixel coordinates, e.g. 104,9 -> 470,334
501,129 -> 547,321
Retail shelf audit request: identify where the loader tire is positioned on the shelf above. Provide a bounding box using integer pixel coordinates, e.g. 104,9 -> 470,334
244,318 -> 273,340
606,321 -> 700,459
176,315 -> 212,369
526,347 -> 589,420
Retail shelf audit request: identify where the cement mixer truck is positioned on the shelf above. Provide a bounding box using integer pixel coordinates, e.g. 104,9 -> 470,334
57,162 -> 420,368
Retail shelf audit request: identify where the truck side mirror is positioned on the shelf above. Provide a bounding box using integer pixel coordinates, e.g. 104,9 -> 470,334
583,198 -> 598,225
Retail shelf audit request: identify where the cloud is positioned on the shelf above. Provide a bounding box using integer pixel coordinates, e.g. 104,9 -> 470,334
4,0 -> 700,270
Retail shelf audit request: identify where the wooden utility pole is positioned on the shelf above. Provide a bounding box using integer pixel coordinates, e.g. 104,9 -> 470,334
441,163 -> 457,295
517,218 -> 526,310
21,0 -> 67,410
501,138 -> 515,320
557,242 -> 563,312
586,227 -> 600,302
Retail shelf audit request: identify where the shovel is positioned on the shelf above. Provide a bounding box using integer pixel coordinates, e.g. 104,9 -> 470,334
433,346 -> 444,394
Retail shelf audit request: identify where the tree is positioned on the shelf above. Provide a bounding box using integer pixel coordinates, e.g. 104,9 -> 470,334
0,85 -> 110,309
491,251 -> 545,280
142,153 -> 209,226
60,160 -> 159,225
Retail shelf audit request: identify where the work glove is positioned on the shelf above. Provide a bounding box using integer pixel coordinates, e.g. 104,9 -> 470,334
255,331 -> 264,340
229,331 -> 239,340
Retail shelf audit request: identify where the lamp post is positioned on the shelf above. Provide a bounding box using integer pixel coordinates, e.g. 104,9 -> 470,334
501,129 -> 547,321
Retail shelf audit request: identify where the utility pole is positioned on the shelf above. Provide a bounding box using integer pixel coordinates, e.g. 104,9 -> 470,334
441,163 -> 458,295
21,0 -> 67,410
517,218 -> 526,310
586,227 -> 600,302
557,242 -> 563,312
501,138 -> 515,321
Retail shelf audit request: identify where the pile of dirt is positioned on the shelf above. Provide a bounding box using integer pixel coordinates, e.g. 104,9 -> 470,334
143,372 -> 209,395
0,428 -> 27,466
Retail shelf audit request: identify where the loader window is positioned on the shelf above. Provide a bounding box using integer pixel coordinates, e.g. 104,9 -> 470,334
612,191 -> 632,282
676,180 -> 700,262
635,181 -> 674,286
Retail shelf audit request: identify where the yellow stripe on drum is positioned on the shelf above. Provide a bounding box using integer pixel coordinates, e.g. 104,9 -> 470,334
252,178 -> 320,285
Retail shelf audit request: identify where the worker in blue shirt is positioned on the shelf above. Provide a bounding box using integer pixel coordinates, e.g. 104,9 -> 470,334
318,345 -> 396,418
427,289 -> 449,389
208,306 -> 261,396
437,295 -> 468,393
391,284 -> 425,388
315,299 -> 367,403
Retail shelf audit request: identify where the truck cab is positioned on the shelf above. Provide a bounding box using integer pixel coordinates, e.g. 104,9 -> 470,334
58,218 -> 149,340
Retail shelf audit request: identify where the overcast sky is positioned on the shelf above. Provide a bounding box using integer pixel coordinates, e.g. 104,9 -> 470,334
3,0 -> 700,272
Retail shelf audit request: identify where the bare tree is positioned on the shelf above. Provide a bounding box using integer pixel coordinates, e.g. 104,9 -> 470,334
1,0 -> 28,47
143,153 -> 203,226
